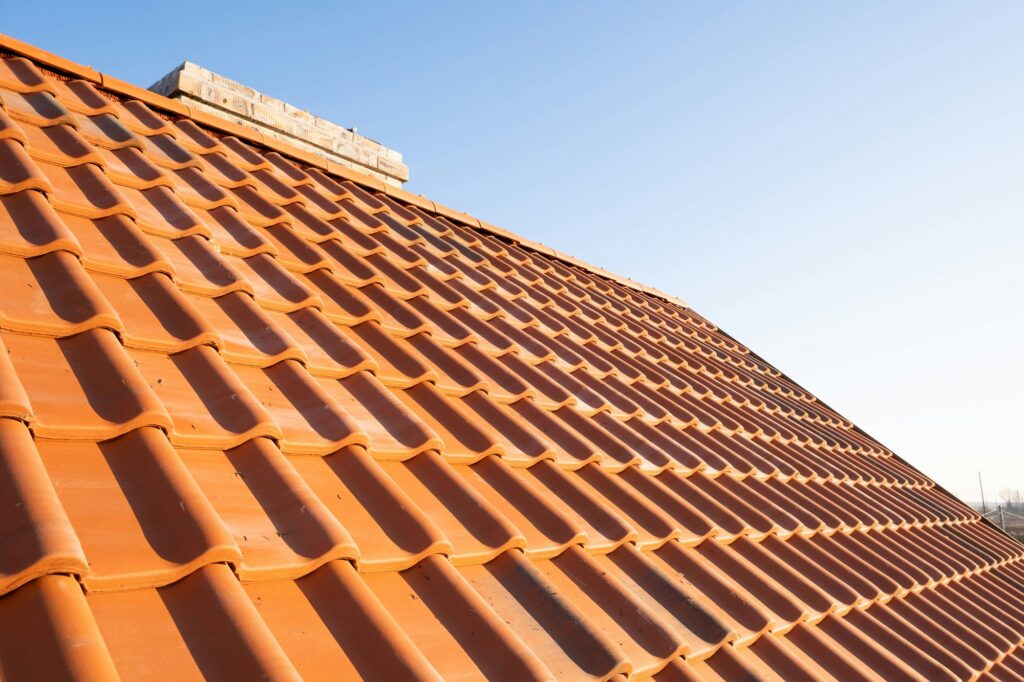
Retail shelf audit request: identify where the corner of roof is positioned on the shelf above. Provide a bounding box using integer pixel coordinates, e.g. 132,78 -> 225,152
0,32 -> 688,310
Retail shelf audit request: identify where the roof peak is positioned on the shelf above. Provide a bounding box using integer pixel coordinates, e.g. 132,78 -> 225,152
0,32 -> 687,309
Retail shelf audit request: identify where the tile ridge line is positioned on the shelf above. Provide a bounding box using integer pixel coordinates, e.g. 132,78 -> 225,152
0,32 -> 689,310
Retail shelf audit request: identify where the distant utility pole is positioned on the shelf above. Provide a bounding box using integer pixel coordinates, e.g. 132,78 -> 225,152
999,505 -> 1005,531
979,471 -> 988,515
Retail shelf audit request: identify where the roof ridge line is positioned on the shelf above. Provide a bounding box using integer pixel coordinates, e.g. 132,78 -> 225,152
0,32 -> 688,309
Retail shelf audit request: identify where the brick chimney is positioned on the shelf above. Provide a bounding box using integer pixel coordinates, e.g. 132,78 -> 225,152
149,62 -> 408,186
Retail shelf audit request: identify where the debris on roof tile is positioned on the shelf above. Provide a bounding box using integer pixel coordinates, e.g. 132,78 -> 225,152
0,34 -> 1022,681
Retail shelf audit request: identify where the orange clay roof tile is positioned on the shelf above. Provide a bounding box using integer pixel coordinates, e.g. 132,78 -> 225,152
0,34 -> 1022,680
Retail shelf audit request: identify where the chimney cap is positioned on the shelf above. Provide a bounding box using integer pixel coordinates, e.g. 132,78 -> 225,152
149,61 -> 407,186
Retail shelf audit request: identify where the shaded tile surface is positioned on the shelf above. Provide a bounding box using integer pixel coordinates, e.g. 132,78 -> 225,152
0,49 -> 1021,682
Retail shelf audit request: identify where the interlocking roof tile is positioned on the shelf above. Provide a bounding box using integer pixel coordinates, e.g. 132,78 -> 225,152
0,33 -> 1022,680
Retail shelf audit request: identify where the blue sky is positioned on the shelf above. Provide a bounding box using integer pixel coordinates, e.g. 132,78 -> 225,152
7,1 -> 1022,502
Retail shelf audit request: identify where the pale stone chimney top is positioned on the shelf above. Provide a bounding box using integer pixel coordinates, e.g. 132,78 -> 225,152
149,62 -> 408,186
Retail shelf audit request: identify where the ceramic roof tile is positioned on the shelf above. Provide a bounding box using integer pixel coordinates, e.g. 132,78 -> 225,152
37,428 -> 240,591
0,249 -> 121,337
65,211 -> 174,277
90,271 -> 219,352
0,336 -> 32,420
129,344 -> 281,448
4,328 -> 172,439
0,574 -> 118,680
0,418 -> 87,594
185,290 -> 304,366
230,359 -> 367,454
266,307 -> 376,379
0,42 -> 1021,681
244,559 -> 442,680
290,445 -> 451,571
458,549 -> 632,679
87,564 -> 301,680
180,441 -> 358,579
0,189 -> 81,258
376,452 -> 523,564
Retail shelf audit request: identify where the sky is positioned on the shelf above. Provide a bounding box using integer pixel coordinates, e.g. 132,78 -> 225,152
6,1 -> 1022,503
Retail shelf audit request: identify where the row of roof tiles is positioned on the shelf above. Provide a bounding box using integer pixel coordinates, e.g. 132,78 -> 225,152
3,540 -> 1024,679
4,415 -> 997,593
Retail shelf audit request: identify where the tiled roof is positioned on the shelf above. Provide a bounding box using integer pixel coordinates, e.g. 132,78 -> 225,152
0,36 -> 1023,682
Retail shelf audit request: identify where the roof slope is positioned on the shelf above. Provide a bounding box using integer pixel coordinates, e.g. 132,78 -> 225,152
0,39 -> 1023,682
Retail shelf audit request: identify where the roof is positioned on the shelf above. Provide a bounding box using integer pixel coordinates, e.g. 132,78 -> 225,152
0,34 -> 1023,682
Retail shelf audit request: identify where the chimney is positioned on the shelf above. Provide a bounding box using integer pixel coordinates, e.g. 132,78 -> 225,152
149,62 -> 408,186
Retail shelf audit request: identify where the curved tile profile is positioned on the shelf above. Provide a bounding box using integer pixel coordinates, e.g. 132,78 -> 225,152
0,574 -> 118,680
0,335 -> 33,421
131,344 -> 281,448
292,445 -> 452,572
0,43 -> 1020,682
0,189 -> 81,258
393,382 -> 504,463
377,452 -> 525,564
459,549 -> 633,680
181,439 -> 359,580
3,328 -> 172,440
187,291 -> 305,366
0,249 -> 122,337
91,271 -> 220,352
0,58 -> 53,94
246,560 -> 441,681
37,428 -> 241,592
0,137 -> 52,195
0,418 -> 87,595
232,359 -> 367,454
317,371 -> 442,459
364,555 -> 552,680
69,211 -> 175,278
88,564 -> 301,681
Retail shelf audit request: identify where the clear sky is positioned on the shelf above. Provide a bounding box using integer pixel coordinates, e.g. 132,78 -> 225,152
6,1 -> 1022,503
